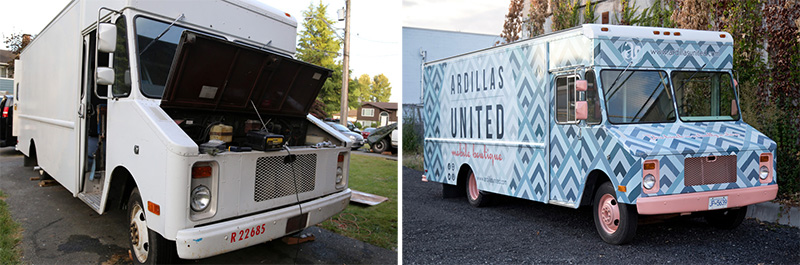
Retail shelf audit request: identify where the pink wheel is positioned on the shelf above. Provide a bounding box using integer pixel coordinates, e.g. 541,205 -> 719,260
597,194 -> 620,234
468,172 -> 479,201
592,182 -> 637,244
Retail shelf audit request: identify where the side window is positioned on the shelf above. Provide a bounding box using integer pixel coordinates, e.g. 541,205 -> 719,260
585,71 -> 601,124
112,16 -> 131,97
556,75 -> 578,123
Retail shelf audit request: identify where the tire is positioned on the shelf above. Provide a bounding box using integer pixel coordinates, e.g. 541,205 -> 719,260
128,188 -> 176,264
592,182 -> 637,245
371,138 -> 389,153
466,171 -> 491,207
705,206 -> 747,229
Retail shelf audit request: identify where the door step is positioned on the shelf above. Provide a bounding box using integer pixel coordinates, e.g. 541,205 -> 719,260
77,192 -> 103,213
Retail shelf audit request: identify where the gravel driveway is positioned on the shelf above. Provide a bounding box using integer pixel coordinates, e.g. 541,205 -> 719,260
402,167 -> 800,264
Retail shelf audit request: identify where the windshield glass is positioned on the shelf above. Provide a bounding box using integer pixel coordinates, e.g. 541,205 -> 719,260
328,123 -> 349,132
135,17 -> 190,98
601,70 -> 676,124
672,71 -> 739,121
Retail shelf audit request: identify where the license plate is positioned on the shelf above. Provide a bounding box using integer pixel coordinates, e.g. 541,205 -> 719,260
708,196 -> 728,210
229,223 -> 266,243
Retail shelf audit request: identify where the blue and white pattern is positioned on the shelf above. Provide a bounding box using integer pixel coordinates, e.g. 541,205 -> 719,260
423,24 -> 776,209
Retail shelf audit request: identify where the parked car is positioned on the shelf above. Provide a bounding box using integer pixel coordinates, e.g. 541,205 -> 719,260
361,127 -> 376,139
346,121 -> 361,134
325,121 -> 364,150
367,123 -> 398,154
0,95 -> 16,147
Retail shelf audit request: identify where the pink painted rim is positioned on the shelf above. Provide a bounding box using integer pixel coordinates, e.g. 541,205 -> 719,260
598,194 -> 620,234
468,172 -> 479,201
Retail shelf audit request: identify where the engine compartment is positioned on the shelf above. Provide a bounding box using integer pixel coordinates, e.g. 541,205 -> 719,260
164,109 -> 342,153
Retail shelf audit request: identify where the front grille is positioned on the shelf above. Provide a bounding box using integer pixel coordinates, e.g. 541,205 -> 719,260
684,155 -> 737,186
254,154 -> 316,202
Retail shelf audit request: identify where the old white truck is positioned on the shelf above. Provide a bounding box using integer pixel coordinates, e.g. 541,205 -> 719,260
12,0 -> 352,262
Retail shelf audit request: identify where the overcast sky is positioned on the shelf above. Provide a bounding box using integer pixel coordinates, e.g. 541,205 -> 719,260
403,0 -> 508,35
0,0 -> 402,103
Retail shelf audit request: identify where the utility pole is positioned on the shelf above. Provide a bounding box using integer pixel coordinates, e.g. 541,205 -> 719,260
339,0 -> 351,126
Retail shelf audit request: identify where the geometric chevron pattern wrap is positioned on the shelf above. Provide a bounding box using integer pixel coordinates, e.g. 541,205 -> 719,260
423,25 -> 775,210
594,36 -> 733,70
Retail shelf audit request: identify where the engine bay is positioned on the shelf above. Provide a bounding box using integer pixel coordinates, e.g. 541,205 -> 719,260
164,109 -> 342,154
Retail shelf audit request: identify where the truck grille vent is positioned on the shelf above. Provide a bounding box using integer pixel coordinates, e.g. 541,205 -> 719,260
684,155 -> 737,186
254,154 -> 316,202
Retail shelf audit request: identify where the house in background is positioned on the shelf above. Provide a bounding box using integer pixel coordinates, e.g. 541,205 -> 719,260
0,49 -> 15,94
357,102 -> 397,128
331,109 -> 358,123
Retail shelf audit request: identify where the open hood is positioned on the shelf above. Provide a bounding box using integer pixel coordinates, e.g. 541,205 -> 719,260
160,31 -> 332,117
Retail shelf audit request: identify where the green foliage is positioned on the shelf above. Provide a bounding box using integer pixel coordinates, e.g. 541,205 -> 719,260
0,191 -> 20,264
402,116 -> 422,154
551,0 -> 581,31
370,74 -> 392,102
636,0 -> 675,27
616,0 -> 640,25
583,0 -> 597,24
353,121 -> 362,129
297,2 -> 344,115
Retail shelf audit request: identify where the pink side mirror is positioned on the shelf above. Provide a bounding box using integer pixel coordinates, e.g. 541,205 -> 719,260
575,101 -> 588,120
576,80 -> 588,92
731,99 -> 738,116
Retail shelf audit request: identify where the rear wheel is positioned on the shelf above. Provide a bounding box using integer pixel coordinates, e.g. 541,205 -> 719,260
466,171 -> 491,207
128,188 -> 176,264
371,138 -> 389,153
592,182 -> 637,244
705,206 -> 747,229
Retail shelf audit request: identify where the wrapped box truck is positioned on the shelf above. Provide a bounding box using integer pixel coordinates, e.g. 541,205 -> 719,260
12,0 -> 352,262
422,24 -> 777,244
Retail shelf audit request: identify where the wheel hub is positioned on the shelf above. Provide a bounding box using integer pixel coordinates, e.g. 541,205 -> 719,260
598,194 -> 620,234
130,204 -> 150,263
468,173 -> 479,201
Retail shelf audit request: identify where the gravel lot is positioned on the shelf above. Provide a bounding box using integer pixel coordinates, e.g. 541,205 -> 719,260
402,167 -> 800,264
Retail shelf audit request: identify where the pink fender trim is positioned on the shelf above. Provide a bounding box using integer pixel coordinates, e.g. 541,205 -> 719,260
636,185 -> 778,215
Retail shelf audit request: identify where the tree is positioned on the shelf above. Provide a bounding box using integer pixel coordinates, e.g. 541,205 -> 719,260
671,0 -> 712,30
296,2 -> 344,115
525,0 -> 549,37
551,0 -> 581,31
499,0 -> 525,44
3,33 -> 33,78
370,74 -> 392,102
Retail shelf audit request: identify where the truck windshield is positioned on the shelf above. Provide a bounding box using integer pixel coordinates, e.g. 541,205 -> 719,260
135,17 -> 190,98
601,70 -> 676,124
672,71 -> 739,121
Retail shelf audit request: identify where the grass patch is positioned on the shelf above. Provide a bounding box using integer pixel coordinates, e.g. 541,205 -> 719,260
318,154 -> 397,250
403,151 -> 424,171
0,191 -> 20,264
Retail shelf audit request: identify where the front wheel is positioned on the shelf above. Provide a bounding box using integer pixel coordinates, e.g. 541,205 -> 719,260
592,182 -> 637,245
705,206 -> 747,229
128,188 -> 176,264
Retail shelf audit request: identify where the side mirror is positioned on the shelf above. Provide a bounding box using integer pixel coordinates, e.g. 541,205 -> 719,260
731,99 -> 739,116
575,101 -> 588,120
97,67 -> 115,86
98,22 -> 117,53
575,80 -> 588,92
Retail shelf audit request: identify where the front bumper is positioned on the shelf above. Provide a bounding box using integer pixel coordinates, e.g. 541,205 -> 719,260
637,185 -> 777,215
175,189 -> 351,259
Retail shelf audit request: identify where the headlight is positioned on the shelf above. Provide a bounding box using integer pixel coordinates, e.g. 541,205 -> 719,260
348,135 -> 355,141
643,174 -> 656,190
191,185 -> 211,212
759,166 -> 769,180
336,167 -> 344,184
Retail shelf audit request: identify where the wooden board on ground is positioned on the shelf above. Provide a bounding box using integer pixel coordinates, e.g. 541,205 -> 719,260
38,180 -> 57,187
350,189 -> 388,206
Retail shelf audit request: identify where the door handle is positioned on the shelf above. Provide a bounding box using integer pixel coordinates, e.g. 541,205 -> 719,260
78,103 -> 85,118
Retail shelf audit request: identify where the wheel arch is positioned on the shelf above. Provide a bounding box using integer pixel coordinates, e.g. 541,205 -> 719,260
580,169 -> 612,207
104,165 -> 138,212
23,139 -> 37,167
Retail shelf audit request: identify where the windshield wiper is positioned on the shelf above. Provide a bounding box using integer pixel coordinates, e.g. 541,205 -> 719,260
139,13 -> 185,56
676,62 -> 708,92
